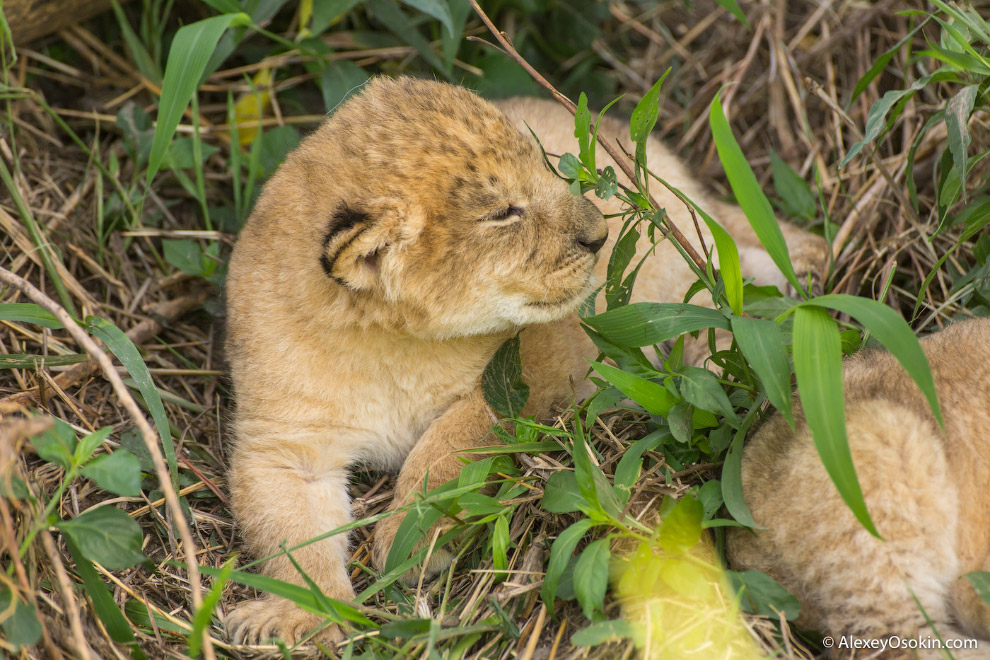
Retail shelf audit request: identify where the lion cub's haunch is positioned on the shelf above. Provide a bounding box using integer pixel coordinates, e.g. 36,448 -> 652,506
728,318 -> 990,659
224,76 -> 826,646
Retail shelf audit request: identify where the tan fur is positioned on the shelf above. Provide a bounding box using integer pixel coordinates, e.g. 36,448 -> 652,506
224,76 -> 827,646
727,318 -> 990,659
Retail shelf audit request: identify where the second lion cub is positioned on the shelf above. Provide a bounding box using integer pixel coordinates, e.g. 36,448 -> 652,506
728,318 -> 990,658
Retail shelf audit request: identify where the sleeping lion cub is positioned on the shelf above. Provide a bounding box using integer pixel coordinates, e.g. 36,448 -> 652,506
224,76 -> 827,645
728,318 -> 990,658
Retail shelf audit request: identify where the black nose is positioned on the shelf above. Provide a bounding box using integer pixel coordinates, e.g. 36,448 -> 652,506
579,232 -> 608,255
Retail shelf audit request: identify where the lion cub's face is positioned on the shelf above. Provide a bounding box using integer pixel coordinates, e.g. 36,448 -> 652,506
298,77 -> 608,338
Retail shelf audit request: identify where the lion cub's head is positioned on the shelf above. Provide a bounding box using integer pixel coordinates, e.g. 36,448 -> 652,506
253,76 -> 608,339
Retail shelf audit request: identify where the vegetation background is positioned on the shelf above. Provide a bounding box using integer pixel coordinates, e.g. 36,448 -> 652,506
0,0 -> 988,658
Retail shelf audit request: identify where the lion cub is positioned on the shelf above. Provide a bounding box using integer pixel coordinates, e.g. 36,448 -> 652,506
224,76 -> 827,645
728,318 -> 990,658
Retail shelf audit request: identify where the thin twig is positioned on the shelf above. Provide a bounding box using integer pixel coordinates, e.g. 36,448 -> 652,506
41,531 -> 97,660
467,0 -> 708,274
0,266 -> 215,660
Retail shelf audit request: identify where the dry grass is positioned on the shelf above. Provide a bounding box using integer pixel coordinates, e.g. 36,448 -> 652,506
0,1 -> 984,658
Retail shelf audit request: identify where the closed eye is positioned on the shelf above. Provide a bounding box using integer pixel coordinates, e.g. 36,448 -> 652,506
480,205 -> 524,222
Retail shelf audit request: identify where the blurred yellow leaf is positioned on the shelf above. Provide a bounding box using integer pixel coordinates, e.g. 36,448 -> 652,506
615,507 -> 763,660
233,69 -> 272,146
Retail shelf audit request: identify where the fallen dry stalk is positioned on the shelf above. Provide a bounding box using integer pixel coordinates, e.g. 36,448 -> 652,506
0,266 -> 214,660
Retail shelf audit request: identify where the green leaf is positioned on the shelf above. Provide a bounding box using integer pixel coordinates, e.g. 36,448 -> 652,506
81,450 -> 143,497
804,294 -> 941,426
699,209 -> 743,315
729,569 -> 801,621
85,316 -> 177,490
65,537 -> 136,644
584,302 -> 729,348
964,571 -> 990,606
319,60 -> 369,114
58,506 -> 146,570
629,70 -> 671,180
146,13 -> 247,187
840,74 -> 936,168
613,430 -> 668,506
575,92 -> 594,173
678,366 -> 737,426
721,427 -> 758,527
0,587 -> 42,648
715,0 -> 749,28
848,20 -> 927,106
0,302 -> 63,329
710,90 -> 801,294
594,166 -> 618,200
730,317 -> 793,428
792,306 -> 878,537
492,514 -> 510,572
588,362 -> 675,416
482,335 -> 530,418
381,618 -> 432,639
542,518 -> 594,616
400,0 -> 454,37
770,151 -> 816,221
541,471 -> 585,514
945,84 -> 979,203
574,538 -> 610,619
74,426 -> 113,464
111,0 -> 162,83
32,418 -> 77,469
163,239 -> 206,276
367,0 -> 450,76
571,619 -> 635,646
658,495 -> 703,554
309,0 -> 362,35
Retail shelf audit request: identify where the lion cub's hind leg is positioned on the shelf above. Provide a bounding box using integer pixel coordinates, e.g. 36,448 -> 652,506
728,401 -> 984,659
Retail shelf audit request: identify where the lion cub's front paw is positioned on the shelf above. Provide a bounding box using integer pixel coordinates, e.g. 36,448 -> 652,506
372,511 -> 456,584
226,596 -> 345,648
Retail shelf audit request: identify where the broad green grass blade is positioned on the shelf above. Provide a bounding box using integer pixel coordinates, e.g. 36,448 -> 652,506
0,303 -> 64,329
722,427 -> 758,528
85,316 -> 177,490
65,538 -> 137,644
805,294 -> 942,426
792,306 -> 878,537
189,560 -> 232,657
146,13 -> 248,188
701,211 -> 743,315
199,566 -> 374,625
709,90 -> 801,294
730,317 -> 793,428
848,19 -> 927,107
584,302 -> 729,347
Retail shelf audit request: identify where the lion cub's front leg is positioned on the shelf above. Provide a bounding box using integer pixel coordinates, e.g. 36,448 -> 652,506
226,433 -> 355,646
371,388 -> 501,576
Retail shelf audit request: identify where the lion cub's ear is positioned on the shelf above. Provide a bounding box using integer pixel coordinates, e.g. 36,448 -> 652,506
320,201 -> 417,291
